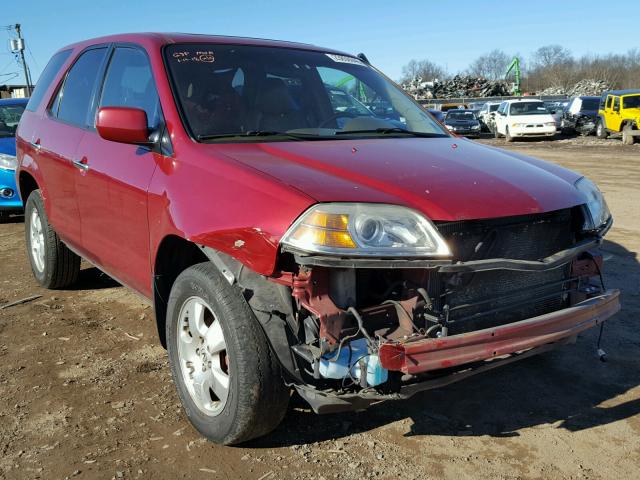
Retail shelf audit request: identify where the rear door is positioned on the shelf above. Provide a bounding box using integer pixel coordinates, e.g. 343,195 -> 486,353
75,45 -> 163,295
33,47 -> 108,249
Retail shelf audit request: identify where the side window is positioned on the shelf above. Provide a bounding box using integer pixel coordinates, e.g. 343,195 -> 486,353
99,47 -> 160,129
55,48 -> 108,127
26,49 -> 72,112
613,97 -> 620,112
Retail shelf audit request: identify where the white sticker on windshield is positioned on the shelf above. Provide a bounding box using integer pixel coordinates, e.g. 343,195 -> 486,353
326,54 -> 363,65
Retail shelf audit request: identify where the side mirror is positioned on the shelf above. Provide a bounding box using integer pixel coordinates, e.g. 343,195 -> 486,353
96,107 -> 150,145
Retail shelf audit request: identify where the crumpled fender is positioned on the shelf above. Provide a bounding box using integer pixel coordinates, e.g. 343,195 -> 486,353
147,148 -> 314,277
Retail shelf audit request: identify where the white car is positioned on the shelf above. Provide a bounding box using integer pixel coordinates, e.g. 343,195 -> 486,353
494,99 -> 557,141
478,102 -> 501,131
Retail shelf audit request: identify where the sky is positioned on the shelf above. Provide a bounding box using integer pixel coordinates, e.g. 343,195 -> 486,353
2,0 -> 638,85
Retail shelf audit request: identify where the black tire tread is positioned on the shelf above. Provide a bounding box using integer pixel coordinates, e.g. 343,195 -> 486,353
167,262 -> 289,445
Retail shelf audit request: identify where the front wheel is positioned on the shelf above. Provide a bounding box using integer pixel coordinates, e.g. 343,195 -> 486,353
166,262 -> 289,445
505,126 -> 514,142
24,190 -> 80,288
596,119 -> 608,139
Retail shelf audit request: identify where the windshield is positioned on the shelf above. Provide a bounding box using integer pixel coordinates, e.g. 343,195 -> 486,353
446,111 -> 476,121
164,44 -> 448,141
0,104 -> 25,138
622,95 -> 640,109
510,102 -> 549,116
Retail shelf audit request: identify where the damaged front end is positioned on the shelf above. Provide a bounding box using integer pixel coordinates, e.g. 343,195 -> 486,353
216,201 -> 620,414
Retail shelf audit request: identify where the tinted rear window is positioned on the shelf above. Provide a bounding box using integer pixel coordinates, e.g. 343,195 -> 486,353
25,49 -> 72,112
582,98 -> 599,110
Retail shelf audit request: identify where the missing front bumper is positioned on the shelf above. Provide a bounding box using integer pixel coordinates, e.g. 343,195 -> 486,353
378,290 -> 620,374
295,290 -> 620,414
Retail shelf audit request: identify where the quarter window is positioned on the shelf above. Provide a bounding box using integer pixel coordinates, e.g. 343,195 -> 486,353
26,49 -> 72,112
55,48 -> 108,127
99,47 -> 161,129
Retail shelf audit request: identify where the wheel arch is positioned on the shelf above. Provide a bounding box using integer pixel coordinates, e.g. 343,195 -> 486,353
18,170 -> 39,205
152,234 -> 301,382
152,234 -> 209,347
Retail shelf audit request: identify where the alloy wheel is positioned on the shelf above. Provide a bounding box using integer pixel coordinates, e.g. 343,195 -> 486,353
177,296 -> 230,416
29,208 -> 45,273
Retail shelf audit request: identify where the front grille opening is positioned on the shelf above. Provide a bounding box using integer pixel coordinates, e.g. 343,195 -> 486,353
428,208 -> 582,334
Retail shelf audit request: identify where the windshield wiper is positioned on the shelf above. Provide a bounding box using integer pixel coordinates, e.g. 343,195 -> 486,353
197,131 -> 328,141
335,128 -> 445,138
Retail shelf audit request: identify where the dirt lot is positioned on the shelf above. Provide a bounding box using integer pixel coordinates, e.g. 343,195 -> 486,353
1,137 -> 639,480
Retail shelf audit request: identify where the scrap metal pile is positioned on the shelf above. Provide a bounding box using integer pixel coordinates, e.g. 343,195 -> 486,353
539,79 -> 612,97
402,75 -> 511,100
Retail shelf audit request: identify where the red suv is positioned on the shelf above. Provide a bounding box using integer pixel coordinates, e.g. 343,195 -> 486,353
16,33 -> 619,444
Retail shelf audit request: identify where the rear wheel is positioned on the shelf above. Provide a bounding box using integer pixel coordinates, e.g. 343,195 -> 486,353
166,262 -> 289,445
596,119 -> 608,139
24,190 -> 80,289
622,124 -> 636,145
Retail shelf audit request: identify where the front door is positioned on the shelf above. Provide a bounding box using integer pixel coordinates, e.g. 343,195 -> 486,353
75,46 -> 163,295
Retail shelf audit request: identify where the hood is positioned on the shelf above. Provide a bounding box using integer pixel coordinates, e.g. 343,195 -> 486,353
209,137 -> 585,221
0,136 -> 17,156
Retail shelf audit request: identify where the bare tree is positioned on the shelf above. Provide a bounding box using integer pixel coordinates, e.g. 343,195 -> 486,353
532,45 -> 572,69
400,59 -> 448,83
467,49 -> 511,81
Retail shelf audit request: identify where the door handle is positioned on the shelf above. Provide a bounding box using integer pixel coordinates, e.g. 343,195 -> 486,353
30,140 -> 41,151
73,158 -> 89,172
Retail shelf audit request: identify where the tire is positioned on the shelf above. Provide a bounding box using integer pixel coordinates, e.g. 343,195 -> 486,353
166,262 -> 289,445
596,119 -> 608,139
622,124 -> 636,145
505,126 -> 514,142
24,190 -> 80,289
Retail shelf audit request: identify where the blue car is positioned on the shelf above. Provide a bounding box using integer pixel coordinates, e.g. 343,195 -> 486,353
0,97 -> 28,222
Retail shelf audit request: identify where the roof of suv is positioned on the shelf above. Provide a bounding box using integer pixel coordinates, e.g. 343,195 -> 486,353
58,32 -> 353,57
602,89 -> 640,97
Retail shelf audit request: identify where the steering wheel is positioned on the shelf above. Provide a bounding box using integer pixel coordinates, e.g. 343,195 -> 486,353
318,111 -> 359,128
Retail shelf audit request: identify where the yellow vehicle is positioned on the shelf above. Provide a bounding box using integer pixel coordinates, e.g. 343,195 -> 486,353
596,90 -> 640,145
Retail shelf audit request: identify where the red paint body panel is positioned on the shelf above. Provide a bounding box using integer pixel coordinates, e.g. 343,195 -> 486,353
378,290 -> 620,374
15,32 -> 590,295
213,138 -> 584,221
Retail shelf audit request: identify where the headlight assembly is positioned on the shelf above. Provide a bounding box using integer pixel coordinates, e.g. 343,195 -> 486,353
575,177 -> 611,230
0,153 -> 17,171
281,203 -> 451,257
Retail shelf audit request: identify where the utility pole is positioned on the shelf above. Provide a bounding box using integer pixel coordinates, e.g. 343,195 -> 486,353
13,24 -> 33,96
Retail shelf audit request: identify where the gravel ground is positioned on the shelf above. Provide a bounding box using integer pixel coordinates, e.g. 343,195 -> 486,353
1,136 -> 639,479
